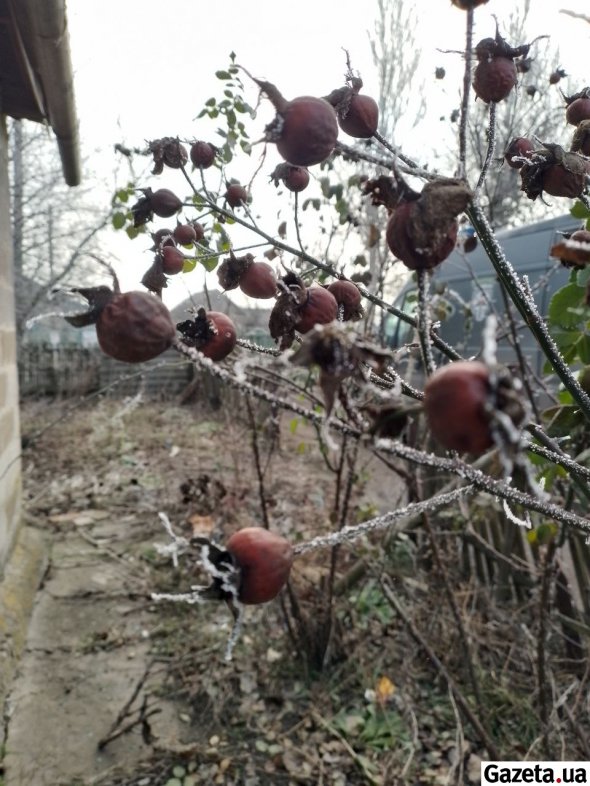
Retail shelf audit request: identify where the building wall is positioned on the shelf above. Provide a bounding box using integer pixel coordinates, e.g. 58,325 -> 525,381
0,117 -> 22,570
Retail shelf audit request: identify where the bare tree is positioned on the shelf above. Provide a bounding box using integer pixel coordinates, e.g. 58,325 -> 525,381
9,119 -> 110,336
369,0 -> 426,145
466,2 -> 569,227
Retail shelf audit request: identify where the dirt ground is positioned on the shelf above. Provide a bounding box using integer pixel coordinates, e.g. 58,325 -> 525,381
5,397 -> 425,786
8,396 -> 583,786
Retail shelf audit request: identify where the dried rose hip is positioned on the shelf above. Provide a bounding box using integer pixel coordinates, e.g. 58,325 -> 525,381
251,76 -> 338,166
66,287 -> 176,363
424,362 -> 493,453
151,228 -> 176,250
325,75 -> 379,139
190,221 -> 206,242
504,137 -> 534,169
270,163 -> 310,193
190,140 -> 217,169
520,144 -> 590,200
327,280 -> 363,321
173,223 -> 197,245
217,253 -> 277,299
176,308 -> 237,361
224,182 -> 248,208
472,32 -> 530,104
571,120 -> 590,157
225,527 -> 293,605
424,361 -> 525,454
385,180 -> 471,271
160,246 -> 186,275
565,88 -> 590,126
150,188 -> 183,218
549,68 -> 566,85
239,262 -> 278,299
296,286 -> 339,333
149,137 -> 188,174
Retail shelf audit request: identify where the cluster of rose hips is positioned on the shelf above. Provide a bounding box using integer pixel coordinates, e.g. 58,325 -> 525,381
65,43 -> 554,615
503,88 -> 590,202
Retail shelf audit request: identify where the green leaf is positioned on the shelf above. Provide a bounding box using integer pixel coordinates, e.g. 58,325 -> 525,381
578,333 -> 590,364
570,200 -> 590,219
215,70 -> 231,80
182,258 -> 197,273
112,211 -> 126,230
548,283 -> 587,329
115,189 -> 129,203
200,257 -> 218,272
543,404 -> 585,437
205,97 -> 216,107
576,266 -> 590,288
289,418 -> 299,434
125,225 -> 140,240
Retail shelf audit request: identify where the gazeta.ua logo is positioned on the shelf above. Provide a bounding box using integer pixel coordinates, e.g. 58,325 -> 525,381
482,763 -> 590,785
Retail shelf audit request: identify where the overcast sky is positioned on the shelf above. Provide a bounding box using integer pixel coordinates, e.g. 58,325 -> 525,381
64,0 -> 590,307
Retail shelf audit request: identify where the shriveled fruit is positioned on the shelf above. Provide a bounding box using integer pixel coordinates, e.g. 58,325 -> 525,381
270,163 -> 310,193
325,75 -> 378,139
472,32 -> 530,104
520,144 -> 590,200
239,261 -> 277,299
225,182 -> 248,208
250,76 -> 338,167
549,68 -> 566,85
504,137 -> 534,169
338,93 -> 379,138
66,287 -> 176,364
474,55 -> 517,104
151,228 -> 175,249
132,188 -> 182,226
571,120 -> 590,157
327,280 -> 363,321
424,361 -> 494,453
161,246 -> 186,275
173,223 -> 197,245
424,361 -> 525,454
226,527 -> 293,605
217,253 -> 277,298
149,137 -> 187,174
565,89 -> 590,126
176,308 -> 237,361
150,188 -> 183,218
296,287 -> 339,333
275,96 -> 338,166
190,140 -> 217,169
385,179 -> 472,271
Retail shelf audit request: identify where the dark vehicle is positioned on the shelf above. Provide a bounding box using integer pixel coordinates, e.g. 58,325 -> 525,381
384,212 -> 581,378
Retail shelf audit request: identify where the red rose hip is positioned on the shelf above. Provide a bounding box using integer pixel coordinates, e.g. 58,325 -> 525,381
239,261 -> 278,299
97,292 -> 176,363
296,287 -> 339,333
423,361 -> 494,454
226,527 -> 293,605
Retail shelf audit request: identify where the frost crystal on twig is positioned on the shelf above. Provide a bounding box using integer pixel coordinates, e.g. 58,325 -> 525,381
293,487 -> 476,556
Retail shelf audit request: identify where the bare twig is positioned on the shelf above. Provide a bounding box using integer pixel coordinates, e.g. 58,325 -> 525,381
380,577 -> 501,759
